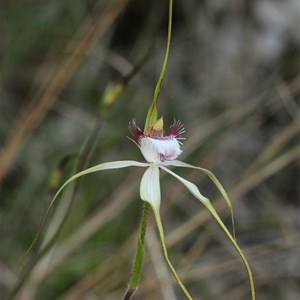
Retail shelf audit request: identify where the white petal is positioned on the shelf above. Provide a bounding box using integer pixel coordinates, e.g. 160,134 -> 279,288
140,166 -> 161,210
51,160 -> 149,210
159,165 -> 208,203
140,137 -> 182,163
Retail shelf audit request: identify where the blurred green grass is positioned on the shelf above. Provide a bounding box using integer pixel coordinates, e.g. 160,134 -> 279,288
1,0 -> 300,299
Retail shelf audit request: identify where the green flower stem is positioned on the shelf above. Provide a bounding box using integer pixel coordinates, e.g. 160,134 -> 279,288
125,0 -> 173,298
145,0 -> 173,129
126,203 -> 150,293
153,208 -> 193,300
123,205 -> 150,300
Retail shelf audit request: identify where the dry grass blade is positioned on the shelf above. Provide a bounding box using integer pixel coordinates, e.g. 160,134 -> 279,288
0,0 -> 130,183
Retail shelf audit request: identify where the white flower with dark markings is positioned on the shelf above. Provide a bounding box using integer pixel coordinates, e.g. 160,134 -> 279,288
52,117 -> 210,212
41,117 -> 254,300
127,117 -> 207,209
129,118 -> 184,163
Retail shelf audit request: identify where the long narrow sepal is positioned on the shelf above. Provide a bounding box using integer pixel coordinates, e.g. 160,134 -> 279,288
160,166 -> 255,300
52,160 -> 149,210
140,165 -> 161,210
159,165 -> 208,203
204,201 -> 256,300
162,160 -> 236,239
152,209 -> 194,300
24,160 -> 149,265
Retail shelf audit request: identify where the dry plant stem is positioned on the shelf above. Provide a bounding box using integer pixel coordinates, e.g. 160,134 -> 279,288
0,0 -> 130,184
241,116 -> 300,179
57,256 -> 126,300
274,76 -> 300,131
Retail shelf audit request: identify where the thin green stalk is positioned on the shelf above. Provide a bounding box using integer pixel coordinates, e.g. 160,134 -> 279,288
145,0 -> 173,130
123,203 -> 150,299
124,1 -> 173,298
153,209 -> 193,300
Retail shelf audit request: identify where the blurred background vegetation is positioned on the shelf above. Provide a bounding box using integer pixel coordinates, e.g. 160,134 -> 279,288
1,0 -> 300,299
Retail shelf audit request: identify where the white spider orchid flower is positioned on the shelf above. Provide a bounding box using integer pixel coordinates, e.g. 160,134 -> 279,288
51,118 -> 209,213
48,117 -> 233,217
127,117 -> 209,210
37,118 -> 254,300
129,117 -> 184,164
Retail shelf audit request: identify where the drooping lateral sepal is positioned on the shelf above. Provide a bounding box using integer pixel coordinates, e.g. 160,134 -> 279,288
161,159 -> 236,239
25,160 -> 149,262
160,163 -> 255,300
